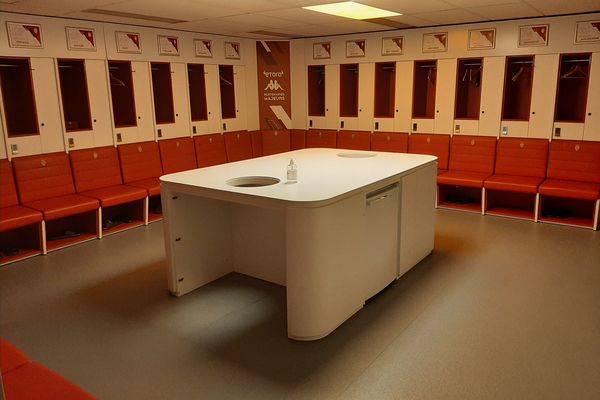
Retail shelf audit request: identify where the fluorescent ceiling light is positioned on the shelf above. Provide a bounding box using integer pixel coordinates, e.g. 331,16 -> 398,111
303,1 -> 401,20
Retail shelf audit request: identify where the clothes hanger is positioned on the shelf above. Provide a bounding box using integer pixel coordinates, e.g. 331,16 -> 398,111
561,64 -> 586,79
109,72 -> 125,87
219,75 -> 233,85
511,66 -> 525,82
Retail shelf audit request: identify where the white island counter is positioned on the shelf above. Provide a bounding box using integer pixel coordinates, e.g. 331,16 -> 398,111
160,148 -> 437,340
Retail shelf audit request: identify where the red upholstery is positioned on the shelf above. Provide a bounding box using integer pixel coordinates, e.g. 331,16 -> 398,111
448,135 -> 497,174
0,205 -> 43,232
250,130 -> 263,158
484,175 -> 544,194
539,179 -> 600,201
25,194 -> 99,221
0,338 -> 30,374
117,141 -> 163,184
224,131 -> 253,162
371,132 -> 408,153
494,138 -> 548,178
290,129 -> 306,150
306,129 -> 337,148
12,152 -> 76,204
127,177 -> 161,197
262,130 -> 291,156
337,131 -> 370,150
408,134 -> 450,170
3,362 -> 95,399
80,185 -> 147,208
546,140 -> 600,184
437,171 -> 491,188
70,147 -> 123,192
0,159 -> 19,207
194,134 -> 227,167
158,138 -> 197,174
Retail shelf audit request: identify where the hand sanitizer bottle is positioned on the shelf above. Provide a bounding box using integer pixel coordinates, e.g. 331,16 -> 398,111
287,159 -> 298,182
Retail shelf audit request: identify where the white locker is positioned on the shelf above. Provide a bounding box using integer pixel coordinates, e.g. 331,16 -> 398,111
338,63 -> 361,131
308,64 -> 338,130
434,59 -> 457,134
583,52 -> 600,141
222,65 -> 247,132
529,54 -> 559,139
191,64 -> 221,136
4,58 -> 64,157
356,63 -> 374,132
153,62 -> 191,140
393,61 -> 414,133
479,57 -> 505,136
0,118 -> 7,159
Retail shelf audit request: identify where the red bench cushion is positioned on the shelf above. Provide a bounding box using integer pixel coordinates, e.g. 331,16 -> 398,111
70,146 -> 123,193
448,135 -> 497,174
24,194 -> 99,221
250,130 -> 263,158
408,134 -> 450,170
81,185 -> 147,207
290,129 -> 306,150
158,138 -> 197,174
546,140 -> 600,184
539,179 -> 600,201
118,141 -> 163,184
224,131 -> 253,162
127,177 -> 161,197
0,159 -> 19,208
12,152 -> 76,203
495,138 -> 548,178
337,131 -> 370,150
0,205 -> 43,232
438,171 -> 491,188
262,130 -> 291,156
371,132 -> 408,153
306,129 -> 337,148
194,134 -> 227,167
484,175 -> 544,194
3,361 -> 95,399
0,338 -> 30,374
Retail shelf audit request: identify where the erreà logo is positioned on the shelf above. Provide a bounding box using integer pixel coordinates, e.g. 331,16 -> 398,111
265,79 -> 283,91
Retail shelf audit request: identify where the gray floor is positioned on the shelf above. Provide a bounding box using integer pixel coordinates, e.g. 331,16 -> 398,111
1,210 -> 599,400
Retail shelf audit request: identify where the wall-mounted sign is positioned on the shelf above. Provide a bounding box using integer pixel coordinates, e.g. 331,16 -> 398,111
346,39 -> 365,57
225,41 -> 241,59
158,35 -> 179,56
116,31 -> 141,54
194,39 -> 212,57
518,24 -> 549,47
575,20 -> 600,43
382,36 -> 403,56
256,41 -> 291,131
313,42 -> 331,59
66,27 -> 96,51
6,21 -> 43,49
422,32 -> 447,53
468,28 -> 495,50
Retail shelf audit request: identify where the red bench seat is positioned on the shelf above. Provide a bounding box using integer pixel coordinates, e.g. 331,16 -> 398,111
371,132 -> 408,153
118,141 -> 163,196
484,175 -> 543,194
224,131 -> 253,162
539,179 -> 600,201
127,177 -> 161,196
306,129 -> 337,148
23,195 -> 98,221
0,205 -> 42,232
408,134 -> 450,173
158,138 -> 197,174
0,338 -> 29,374
194,134 -> 228,167
437,171 -> 491,188
262,130 -> 291,155
79,185 -> 147,208
337,131 -> 370,150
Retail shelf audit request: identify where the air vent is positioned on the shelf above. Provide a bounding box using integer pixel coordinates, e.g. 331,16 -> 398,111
83,9 -> 188,24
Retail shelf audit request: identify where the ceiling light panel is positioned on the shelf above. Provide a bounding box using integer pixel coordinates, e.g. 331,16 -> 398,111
303,1 -> 401,20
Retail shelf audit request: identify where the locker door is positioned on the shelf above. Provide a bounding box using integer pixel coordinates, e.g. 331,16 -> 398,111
190,64 -> 221,135
357,63 -> 374,132
131,61 -> 154,143
154,62 -> 191,140
584,52 -> 600,141
529,54 -> 559,139
325,64 -> 339,130
221,65 -> 246,132
87,60 -> 113,147
479,57 -> 504,136
433,59 -> 457,134
394,61 -> 413,133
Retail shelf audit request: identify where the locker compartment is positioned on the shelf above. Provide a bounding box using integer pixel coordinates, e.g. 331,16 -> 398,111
0,58 -> 38,137
57,59 -> 92,132
219,65 -> 236,120
455,58 -> 482,120
108,60 -> 136,128
554,53 -> 591,123
412,60 -> 437,119
374,62 -> 395,118
151,62 -> 175,125
339,64 -> 358,118
188,64 -> 208,122
307,65 -> 325,116
502,56 -> 534,121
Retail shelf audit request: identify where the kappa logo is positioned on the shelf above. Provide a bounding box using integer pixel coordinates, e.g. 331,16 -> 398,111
264,79 -> 283,91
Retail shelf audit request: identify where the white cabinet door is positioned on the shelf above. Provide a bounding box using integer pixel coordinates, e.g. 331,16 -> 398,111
222,65 -> 247,132
191,64 -> 222,135
529,54 -> 559,139
433,59 -> 457,134
325,64 -> 339,130
584,52 -> 600,141
155,63 -> 191,140
479,56 -> 504,136
357,63 -> 374,132
394,61 -> 413,133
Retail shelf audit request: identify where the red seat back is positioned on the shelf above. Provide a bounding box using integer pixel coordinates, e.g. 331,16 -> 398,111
371,132 -> 408,153
224,131 -> 253,162
158,138 -> 197,174
118,141 -> 163,184
408,134 -> 450,170
448,135 -> 497,174
495,138 -> 548,178
262,130 -> 291,156
13,152 -> 75,203
290,129 -> 306,150
547,140 -> 600,183
250,130 -> 263,158
194,134 -> 227,168
0,159 -> 19,208
337,131 -> 370,150
70,146 -> 123,193
306,129 -> 337,148
0,338 -> 30,374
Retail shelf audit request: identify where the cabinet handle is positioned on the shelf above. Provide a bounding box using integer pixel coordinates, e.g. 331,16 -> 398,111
588,112 -> 592,116
40,122 -> 45,127
138,116 -> 141,119
436,110 -> 439,113
367,194 -> 388,206
532,111 -> 535,115
481,111 -> 485,114
93,119 -> 97,123
175,113 -> 178,117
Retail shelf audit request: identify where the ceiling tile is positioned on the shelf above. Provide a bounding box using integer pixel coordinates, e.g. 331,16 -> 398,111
444,0 -> 523,7
188,0 -> 287,13
524,0 -> 600,15
259,8 -> 365,25
383,14 -> 438,27
360,0 -> 457,15
470,2 -> 543,20
414,8 -> 488,24
218,14 -> 304,29
0,0 -> 122,14
95,0 -> 238,21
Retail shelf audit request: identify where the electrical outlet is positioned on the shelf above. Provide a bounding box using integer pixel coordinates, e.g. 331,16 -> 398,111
68,138 -> 75,148
374,122 -> 379,130
340,120 -> 345,129
116,133 -> 122,143
10,144 -> 18,155
501,126 -> 508,136
413,123 -> 417,131
554,127 -> 561,137
192,126 -> 197,134
157,129 -> 162,138
309,120 -> 313,127
454,124 -> 460,134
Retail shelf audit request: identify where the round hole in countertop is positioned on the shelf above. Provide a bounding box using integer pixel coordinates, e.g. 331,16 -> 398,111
226,176 -> 280,187
337,152 -> 377,158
